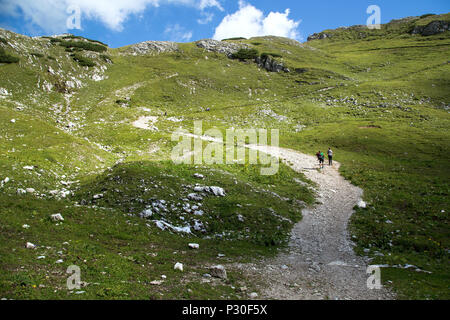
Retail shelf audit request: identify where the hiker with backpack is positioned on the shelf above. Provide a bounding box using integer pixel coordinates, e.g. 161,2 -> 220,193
316,151 -> 325,169
328,148 -> 333,166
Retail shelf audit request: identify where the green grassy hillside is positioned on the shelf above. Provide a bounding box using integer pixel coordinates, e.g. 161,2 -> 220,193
0,13 -> 449,299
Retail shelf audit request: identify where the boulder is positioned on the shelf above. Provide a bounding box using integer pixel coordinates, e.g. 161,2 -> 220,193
255,55 -> 289,73
209,265 -> 227,279
412,21 -> 450,36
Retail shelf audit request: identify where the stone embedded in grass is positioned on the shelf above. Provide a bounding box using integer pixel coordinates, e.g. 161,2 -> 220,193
26,188 -> 35,194
23,166 -> 34,170
209,265 -> 227,279
55,259 -> 63,264
51,213 -> 64,222
188,243 -> 200,249
17,188 -> 26,195
357,200 -> 367,208
37,256 -> 45,259
93,193 -> 104,200
174,262 -> 184,272
188,193 -> 203,201
26,242 -> 36,249
150,280 -> 164,285
193,173 -> 204,179
23,224 -> 30,229
248,292 -> 258,299
10,119 -> 15,123
139,209 -> 153,219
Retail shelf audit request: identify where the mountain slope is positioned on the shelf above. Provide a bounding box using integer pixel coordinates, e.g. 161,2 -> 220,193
0,13 -> 449,300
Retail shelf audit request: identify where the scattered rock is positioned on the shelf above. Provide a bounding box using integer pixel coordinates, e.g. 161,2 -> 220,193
174,262 -> 184,272
188,193 -> 203,201
193,173 -> 204,179
196,39 -> 249,58
51,213 -> 64,222
22,224 -> 30,229
93,194 -> 104,200
26,242 -> 36,249
55,259 -> 63,264
150,280 -> 164,285
26,188 -> 35,194
188,243 -> 200,250
209,265 -> 227,279
357,200 -> 367,209
249,292 -> 259,299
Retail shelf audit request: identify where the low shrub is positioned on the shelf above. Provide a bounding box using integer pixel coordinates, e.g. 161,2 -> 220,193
60,40 -> 107,53
230,48 -> 259,60
72,53 -> 96,67
222,37 -> 247,41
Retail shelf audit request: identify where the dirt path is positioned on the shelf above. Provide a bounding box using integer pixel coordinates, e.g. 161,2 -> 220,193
179,134 -> 394,300
237,145 -> 395,300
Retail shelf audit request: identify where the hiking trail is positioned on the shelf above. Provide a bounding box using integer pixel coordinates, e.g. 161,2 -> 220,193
235,144 -> 395,300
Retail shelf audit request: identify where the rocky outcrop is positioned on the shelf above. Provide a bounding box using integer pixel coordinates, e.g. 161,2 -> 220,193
411,20 -> 450,36
123,41 -> 179,56
196,39 -> 249,57
307,32 -> 332,41
255,55 -> 290,73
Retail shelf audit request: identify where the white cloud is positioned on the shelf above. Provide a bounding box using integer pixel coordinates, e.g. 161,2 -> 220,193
213,1 -> 300,40
164,24 -> 193,42
197,12 -> 214,25
0,0 -> 224,33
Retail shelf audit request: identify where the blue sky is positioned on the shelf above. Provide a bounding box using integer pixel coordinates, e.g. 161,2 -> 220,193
0,0 -> 449,48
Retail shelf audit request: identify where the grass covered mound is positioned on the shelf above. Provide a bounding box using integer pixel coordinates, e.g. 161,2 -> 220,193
0,47 -> 19,63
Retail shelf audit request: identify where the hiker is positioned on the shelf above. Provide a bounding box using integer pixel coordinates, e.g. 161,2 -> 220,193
316,151 -> 325,169
328,148 -> 333,166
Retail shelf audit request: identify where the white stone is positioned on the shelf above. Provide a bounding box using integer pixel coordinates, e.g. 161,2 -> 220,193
23,224 -> 30,229
249,292 -> 258,299
209,186 -> 226,197
93,194 -> 103,200
188,243 -> 200,250
10,119 -> 15,123
55,259 -> 63,264
26,242 -> 36,249
37,256 -> 45,259
17,188 -> 26,195
174,262 -> 184,272
357,200 -> 367,208
26,188 -> 35,194
51,213 -> 64,222
23,166 -> 34,170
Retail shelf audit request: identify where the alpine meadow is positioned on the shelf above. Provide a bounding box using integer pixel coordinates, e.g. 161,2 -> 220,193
0,11 -> 449,301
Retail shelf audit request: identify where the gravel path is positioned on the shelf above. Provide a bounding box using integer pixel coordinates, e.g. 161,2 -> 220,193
238,145 -> 395,300
182,135 -> 395,300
